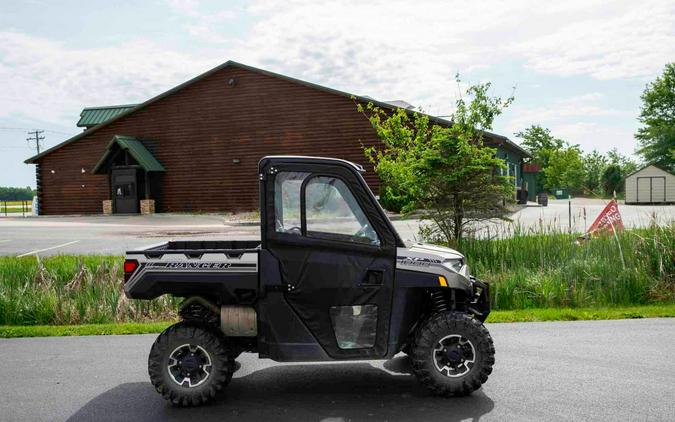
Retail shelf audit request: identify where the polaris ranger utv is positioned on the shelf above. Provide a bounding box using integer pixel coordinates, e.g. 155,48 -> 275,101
124,156 -> 494,406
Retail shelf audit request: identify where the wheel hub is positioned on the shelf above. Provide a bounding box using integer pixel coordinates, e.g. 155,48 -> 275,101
180,355 -> 200,373
432,334 -> 476,378
167,344 -> 212,388
445,346 -> 463,364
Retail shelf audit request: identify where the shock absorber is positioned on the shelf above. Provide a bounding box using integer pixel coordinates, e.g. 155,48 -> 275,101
430,290 -> 450,313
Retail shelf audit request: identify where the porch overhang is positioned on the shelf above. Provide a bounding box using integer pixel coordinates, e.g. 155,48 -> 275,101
92,135 -> 165,174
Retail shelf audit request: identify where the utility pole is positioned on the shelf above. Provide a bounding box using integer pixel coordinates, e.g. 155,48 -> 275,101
26,129 -> 45,154
26,129 -> 45,216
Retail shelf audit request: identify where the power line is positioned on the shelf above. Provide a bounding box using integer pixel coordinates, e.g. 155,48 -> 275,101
26,130 -> 45,154
0,126 -> 74,136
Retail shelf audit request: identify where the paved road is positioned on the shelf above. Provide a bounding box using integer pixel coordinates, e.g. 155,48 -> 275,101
0,214 -> 423,256
0,199 -> 673,256
0,319 -> 673,421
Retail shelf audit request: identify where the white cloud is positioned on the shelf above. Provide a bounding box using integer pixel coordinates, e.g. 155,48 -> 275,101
166,0 -> 202,16
4,0 -> 669,128
554,122 -> 637,155
501,93 -> 639,155
214,0 -> 675,117
1,0 -> 671,161
0,31 -> 218,126
506,93 -> 632,131
513,1 -> 675,80
166,0 -> 237,43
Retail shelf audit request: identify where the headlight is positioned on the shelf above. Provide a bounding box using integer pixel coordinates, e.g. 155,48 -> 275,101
445,259 -> 464,272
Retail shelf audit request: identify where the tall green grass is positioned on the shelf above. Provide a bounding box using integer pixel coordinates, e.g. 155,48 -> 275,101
0,224 -> 672,326
454,224 -> 674,309
0,256 -> 179,325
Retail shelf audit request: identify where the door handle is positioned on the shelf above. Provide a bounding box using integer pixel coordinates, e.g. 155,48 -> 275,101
362,269 -> 384,286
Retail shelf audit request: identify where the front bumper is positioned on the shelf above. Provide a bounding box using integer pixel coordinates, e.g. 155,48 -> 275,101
468,277 -> 491,322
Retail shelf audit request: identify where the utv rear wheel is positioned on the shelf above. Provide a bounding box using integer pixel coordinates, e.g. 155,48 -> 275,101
411,312 -> 494,396
148,322 -> 235,406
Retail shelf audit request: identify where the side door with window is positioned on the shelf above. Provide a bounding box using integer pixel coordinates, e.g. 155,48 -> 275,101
111,167 -> 139,214
264,162 -> 398,359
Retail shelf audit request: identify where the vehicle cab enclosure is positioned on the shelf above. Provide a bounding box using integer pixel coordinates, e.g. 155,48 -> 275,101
125,156 -> 489,363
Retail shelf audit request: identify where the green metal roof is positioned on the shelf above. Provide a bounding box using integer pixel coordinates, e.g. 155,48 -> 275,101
92,135 -> 165,174
77,104 -> 138,128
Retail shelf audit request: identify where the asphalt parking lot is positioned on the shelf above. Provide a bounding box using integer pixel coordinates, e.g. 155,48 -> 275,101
0,318 -> 673,421
0,199 -> 672,256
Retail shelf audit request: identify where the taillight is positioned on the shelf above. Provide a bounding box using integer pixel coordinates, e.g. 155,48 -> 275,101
123,259 -> 139,282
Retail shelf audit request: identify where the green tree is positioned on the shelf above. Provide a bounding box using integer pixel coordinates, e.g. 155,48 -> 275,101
515,125 -> 565,190
607,148 -> 639,177
635,63 -> 675,171
0,186 -> 34,201
360,81 -> 514,242
544,146 -> 585,192
602,164 -> 623,196
582,149 -> 608,194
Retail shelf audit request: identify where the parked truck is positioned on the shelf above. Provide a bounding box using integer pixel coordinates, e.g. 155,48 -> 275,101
124,156 -> 494,406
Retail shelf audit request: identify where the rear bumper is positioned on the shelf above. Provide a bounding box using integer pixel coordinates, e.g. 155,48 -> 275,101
469,277 -> 491,322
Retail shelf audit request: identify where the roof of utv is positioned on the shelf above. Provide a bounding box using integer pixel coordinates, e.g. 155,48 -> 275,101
258,156 -> 365,173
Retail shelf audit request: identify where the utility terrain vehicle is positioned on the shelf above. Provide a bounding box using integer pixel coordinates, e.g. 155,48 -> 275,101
124,156 -> 494,406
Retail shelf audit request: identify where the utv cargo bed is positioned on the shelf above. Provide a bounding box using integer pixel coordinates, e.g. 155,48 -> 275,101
124,240 -> 261,302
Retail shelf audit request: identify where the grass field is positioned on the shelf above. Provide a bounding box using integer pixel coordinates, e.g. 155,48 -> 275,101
0,208 -> 31,214
0,200 -> 32,214
0,255 -> 179,325
455,224 -> 674,309
0,321 -> 172,338
1,305 -> 673,338
0,225 -> 672,327
1,200 -> 32,205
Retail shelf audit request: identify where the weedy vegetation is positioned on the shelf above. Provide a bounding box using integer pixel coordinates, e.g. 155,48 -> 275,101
454,223 -> 674,309
3,304 -> 674,338
0,255 -> 178,325
0,224 -> 672,327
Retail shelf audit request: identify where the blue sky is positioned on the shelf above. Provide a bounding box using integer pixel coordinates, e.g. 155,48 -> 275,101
1,0 -> 673,187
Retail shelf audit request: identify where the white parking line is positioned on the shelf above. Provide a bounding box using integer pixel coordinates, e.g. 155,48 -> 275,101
17,240 -> 81,257
0,239 -> 11,244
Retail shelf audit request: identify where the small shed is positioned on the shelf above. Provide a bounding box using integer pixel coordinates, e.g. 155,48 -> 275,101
625,165 -> 675,204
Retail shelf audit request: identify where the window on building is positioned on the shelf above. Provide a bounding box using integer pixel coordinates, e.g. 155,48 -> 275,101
509,162 -> 518,187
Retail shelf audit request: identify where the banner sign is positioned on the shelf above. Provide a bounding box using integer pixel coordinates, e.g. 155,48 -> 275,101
587,199 -> 624,234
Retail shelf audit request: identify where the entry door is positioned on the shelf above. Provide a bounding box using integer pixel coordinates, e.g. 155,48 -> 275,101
266,167 -> 396,359
651,177 -> 665,202
637,178 -> 651,203
111,168 -> 139,213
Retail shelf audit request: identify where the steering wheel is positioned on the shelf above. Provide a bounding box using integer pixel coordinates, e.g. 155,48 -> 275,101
354,223 -> 372,238
286,226 -> 302,235
275,219 -> 302,235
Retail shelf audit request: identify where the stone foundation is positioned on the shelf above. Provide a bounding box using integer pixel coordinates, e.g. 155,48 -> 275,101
102,200 -> 113,215
140,199 -> 155,214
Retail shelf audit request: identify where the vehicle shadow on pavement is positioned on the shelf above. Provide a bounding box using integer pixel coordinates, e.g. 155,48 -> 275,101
67,357 -> 494,422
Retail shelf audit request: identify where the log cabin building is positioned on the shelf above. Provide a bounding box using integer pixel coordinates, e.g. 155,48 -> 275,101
25,61 -> 531,215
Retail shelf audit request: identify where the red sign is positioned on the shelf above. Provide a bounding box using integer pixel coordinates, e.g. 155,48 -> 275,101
587,199 -> 624,234
523,163 -> 541,173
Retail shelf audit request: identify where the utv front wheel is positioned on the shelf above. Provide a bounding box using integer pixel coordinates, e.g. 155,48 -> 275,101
411,312 -> 495,396
148,322 -> 235,406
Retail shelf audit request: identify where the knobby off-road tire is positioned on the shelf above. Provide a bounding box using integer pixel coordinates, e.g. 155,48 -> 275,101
411,312 -> 495,396
148,322 -> 235,406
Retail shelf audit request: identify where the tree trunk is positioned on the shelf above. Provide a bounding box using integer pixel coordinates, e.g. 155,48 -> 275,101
453,196 -> 464,240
